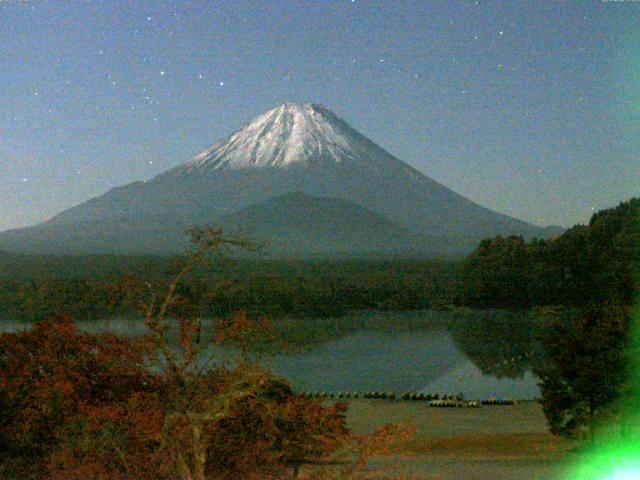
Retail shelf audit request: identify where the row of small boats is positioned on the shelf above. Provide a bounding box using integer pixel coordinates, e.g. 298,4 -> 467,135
298,391 -> 517,407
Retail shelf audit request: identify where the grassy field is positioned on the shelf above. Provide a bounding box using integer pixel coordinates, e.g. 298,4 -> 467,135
343,399 -> 576,479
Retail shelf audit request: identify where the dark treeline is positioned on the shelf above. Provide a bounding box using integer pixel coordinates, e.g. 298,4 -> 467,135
460,198 -> 639,310
0,258 -> 459,322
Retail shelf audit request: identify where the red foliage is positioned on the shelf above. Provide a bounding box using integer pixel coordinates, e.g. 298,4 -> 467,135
0,316 -> 352,480
214,310 -> 277,346
204,390 -> 348,479
48,392 -> 166,480
272,396 -> 349,470
0,314 -> 155,478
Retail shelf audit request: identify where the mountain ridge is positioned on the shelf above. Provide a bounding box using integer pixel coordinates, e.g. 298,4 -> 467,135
0,102 -> 560,256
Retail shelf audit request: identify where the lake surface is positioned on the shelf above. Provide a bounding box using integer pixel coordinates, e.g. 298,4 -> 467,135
1,310 -> 546,400
265,329 -> 541,399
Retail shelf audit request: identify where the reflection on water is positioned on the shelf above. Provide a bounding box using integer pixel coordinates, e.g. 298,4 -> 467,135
422,362 -> 540,400
1,310 -> 549,399
266,330 -> 469,394
447,313 -> 546,380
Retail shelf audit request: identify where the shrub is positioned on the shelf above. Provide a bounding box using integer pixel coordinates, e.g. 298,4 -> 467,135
0,314 -> 154,478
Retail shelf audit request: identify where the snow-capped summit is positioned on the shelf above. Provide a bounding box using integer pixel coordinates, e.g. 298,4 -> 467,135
0,102 -> 560,256
182,102 -> 386,172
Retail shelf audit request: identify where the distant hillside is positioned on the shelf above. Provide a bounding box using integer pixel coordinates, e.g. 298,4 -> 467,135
218,192 -> 443,258
0,214 -> 192,255
0,193 -> 479,258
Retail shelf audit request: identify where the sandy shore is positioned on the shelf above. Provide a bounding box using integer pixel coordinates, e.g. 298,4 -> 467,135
344,399 -> 576,479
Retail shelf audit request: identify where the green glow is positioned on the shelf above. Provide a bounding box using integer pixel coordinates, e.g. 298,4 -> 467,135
569,441 -> 640,479
565,300 -> 640,480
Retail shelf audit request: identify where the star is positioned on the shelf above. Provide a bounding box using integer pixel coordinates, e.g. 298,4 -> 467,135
219,81 -> 224,86
159,71 -> 166,76
499,31 -> 504,36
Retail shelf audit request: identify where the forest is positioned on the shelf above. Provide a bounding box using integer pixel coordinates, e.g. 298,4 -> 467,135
0,257 -> 459,322
460,198 -> 640,310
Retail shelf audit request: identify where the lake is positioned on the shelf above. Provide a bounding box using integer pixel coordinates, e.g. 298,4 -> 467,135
0,309 -> 546,400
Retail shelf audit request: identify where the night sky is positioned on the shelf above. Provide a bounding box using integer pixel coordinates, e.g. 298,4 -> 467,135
1,0 -> 638,232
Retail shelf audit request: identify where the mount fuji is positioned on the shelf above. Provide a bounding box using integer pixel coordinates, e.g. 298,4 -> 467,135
0,103 -> 561,257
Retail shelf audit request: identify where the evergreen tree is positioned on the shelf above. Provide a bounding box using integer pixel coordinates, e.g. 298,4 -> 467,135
534,303 -> 628,439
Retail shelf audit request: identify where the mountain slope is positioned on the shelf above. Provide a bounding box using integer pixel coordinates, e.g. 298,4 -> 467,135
217,192 -> 439,258
0,102 -> 558,256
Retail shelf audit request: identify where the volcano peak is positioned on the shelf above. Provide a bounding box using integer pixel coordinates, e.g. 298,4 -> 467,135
182,102 -> 367,172
0,102 -> 555,256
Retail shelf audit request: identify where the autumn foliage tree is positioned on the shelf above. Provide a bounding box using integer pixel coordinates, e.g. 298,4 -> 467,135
0,228 -> 349,480
129,227 -> 352,480
0,227 -> 415,479
0,314 -> 156,479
